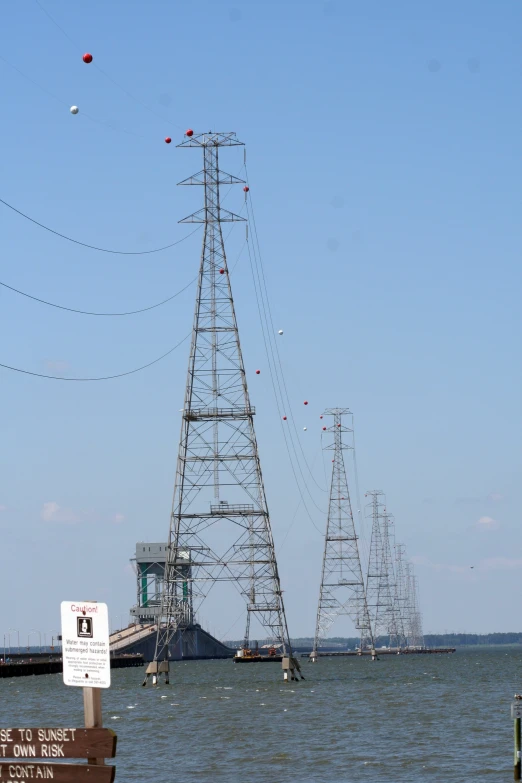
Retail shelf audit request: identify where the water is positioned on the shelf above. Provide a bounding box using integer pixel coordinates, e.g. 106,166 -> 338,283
0,647 -> 519,782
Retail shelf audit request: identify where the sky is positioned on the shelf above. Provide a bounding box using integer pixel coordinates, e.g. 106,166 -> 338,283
0,0 -> 521,644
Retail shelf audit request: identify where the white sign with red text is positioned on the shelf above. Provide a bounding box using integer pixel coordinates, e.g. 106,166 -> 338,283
60,601 -> 111,688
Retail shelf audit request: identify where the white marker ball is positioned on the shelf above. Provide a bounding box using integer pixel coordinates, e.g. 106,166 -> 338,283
278,330 -> 283,335
303,427 -> 307,431
70,106 -> 79,115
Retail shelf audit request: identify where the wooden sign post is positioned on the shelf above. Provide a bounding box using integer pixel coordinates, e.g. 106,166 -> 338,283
61,601 -> 113,776
60,600 -> 111,748
2,603 -> 117,780
0,727 -> 117,781
83,688 -> 104,765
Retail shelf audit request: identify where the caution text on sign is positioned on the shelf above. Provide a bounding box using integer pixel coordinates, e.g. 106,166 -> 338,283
60,602 -> 110,688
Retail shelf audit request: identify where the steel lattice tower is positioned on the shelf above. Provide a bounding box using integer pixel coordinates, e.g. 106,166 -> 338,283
392,543 -> 409,649
311,409 -> 375,662
144,131 -> 301,685
405,563 -> 424,648
380,512 -> 406,649
365,490 -> 396,644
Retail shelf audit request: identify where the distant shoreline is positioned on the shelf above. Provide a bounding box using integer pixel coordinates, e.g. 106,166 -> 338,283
226,634 -> 522,649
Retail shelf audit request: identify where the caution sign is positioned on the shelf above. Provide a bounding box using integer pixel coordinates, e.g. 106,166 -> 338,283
60,602 -> 110,688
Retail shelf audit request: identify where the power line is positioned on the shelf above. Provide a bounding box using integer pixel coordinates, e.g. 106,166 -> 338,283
33,0 -> 183,130
245,183 -> 327,495
0,333 -> 191,381
244,183 -> 327,526
0,197 -> 202,255
0,276 -> 196,316
278,446 -> 326,551
0,54 -> 147,140
247,234 -> 325,515
246,235 -> 324,536
33,0 -> 79,47
0,238 -> 247,377
0,238 -> 247,316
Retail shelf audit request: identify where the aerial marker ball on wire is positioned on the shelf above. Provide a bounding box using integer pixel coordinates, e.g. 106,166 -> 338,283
255,370 -> 260,375
283,416 -> 287,421
322,427 -> 326,431
186,129 -> 194,137
278,329 -> 283,335
243,186 -> 250,192
165,137 -> 172,144
303,427 -> 307,431
70,106 -> 79,114
219,268 -> 225,275
82,53 -> 93,63
304,401 -> 308,405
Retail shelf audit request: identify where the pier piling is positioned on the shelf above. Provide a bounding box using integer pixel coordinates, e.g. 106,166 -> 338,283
515,716 -> 521,780
512,697 -> 522,780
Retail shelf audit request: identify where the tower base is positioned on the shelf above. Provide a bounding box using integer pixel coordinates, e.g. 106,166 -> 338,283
282,656 -> 304,682
142,660 -> 169,686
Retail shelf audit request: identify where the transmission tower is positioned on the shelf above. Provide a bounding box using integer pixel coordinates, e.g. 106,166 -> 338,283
143,131 -> 301,685
311,409 -> 375,662
381,512 -> 406,649
405,564 -> 424,648
365,491 -> 396,645
392,543 -> 409,649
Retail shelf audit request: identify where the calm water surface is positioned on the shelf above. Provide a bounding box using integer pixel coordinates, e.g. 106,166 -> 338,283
0,647 -> 519,782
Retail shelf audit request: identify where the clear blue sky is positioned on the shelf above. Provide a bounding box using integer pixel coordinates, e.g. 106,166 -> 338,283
1,0 -> 520,642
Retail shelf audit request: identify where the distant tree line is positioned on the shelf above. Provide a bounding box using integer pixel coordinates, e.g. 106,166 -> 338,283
422,632 -> 522,647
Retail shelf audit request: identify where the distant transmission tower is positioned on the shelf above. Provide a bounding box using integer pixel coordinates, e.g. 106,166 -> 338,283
405,563 -> 424,648
380,512 -> 405,649
393,543 -> 409,649
365,491 -> 396,645
311,409 -> 375,662
143,131 -> 301,685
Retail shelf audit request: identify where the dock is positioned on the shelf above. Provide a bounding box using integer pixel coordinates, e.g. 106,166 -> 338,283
0,654 -> 144,678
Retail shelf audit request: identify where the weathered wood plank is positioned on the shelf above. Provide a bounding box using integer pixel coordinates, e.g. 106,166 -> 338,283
0,762 -> 115,782
0,729 -> 116,759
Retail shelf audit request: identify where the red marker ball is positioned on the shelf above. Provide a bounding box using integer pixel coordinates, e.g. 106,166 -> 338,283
186,129 -> 194,137
322,427 -> 326,431
256,370 -> 260,375
243,186 -> 250,192
165,137 -> 172,144
320,415 -> 323,419
83,53 -> 93,64
337,423 -> 341,427
304,401 -> 308,405
283,416 -> 287,421
219,268 -> 225,275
